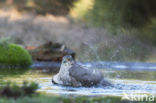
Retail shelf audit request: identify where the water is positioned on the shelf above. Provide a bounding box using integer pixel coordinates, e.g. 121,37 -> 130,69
37,70 -> 156,97
0,61 -> 156,97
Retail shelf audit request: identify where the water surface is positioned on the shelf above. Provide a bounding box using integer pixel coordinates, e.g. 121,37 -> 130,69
0,61 -> 156,97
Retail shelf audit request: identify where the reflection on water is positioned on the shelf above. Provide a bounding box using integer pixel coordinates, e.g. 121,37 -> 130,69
0,63 -> 156,97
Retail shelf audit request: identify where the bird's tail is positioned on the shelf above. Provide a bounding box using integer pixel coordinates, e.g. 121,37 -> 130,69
99,79 -> 113,87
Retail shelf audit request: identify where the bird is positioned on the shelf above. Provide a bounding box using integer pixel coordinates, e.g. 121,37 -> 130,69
52,55 -> 112,87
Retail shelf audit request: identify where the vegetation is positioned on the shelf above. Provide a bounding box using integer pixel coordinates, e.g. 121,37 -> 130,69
70,0 -> 94,19
0,81 -> 155,103
139,18 -> 156,44
0,40 -> 32,67
0,94 -> 155,103
71,0 -> 156,44
88,0 -> 156,27
0,1 -> 155,103
0,81 -> 38,98
0,0 -> 78,15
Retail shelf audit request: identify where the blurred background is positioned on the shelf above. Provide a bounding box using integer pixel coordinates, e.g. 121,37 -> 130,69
0,0 -> 156,62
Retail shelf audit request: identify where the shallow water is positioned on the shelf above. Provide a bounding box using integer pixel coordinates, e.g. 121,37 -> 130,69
0,62 -> 156,97
38,70 -> 156,97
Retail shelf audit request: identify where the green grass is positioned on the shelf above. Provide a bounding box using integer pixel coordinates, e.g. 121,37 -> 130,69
0,43 -> 32,67
0,95 -> 155,103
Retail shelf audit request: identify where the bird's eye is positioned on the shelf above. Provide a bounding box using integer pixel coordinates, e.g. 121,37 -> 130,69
64,60 -> 67,63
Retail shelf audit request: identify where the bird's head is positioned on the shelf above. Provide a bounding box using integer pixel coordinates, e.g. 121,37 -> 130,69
61,55 -> 74,68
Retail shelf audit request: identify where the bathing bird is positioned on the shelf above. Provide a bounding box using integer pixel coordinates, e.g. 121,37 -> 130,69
52,55 -> 111,87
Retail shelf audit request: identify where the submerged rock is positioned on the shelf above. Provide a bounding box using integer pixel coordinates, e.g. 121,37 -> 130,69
52,55 -> 112,87
26,41 -> 75,62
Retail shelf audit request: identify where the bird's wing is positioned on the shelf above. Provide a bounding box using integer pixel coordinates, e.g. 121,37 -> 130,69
52,74 -> 63,85
69,64 -> 103,86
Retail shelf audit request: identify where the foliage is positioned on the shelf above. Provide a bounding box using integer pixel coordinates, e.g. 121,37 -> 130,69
0,40 -> 32,67
0,81 -> 38,98
34,0 -> 78,15
88,0 -> 156,28
70,0 -> 94,19
0,0 -> 78,15
139,18 -> 156,44
72,0 -> 156,43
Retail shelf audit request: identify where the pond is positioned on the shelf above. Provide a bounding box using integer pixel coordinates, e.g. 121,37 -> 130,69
0,61 -> 156,98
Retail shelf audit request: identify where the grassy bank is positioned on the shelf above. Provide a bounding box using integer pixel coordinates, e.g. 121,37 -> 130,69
0,94 -> 155,103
